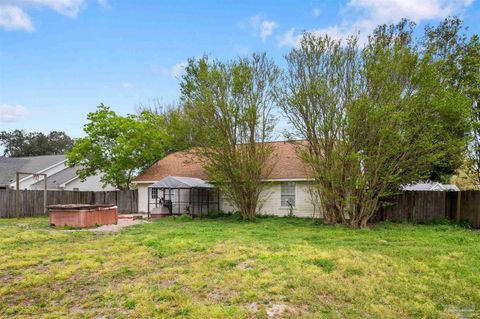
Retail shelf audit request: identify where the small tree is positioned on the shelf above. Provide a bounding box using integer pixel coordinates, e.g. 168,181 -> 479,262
180,53 -> 280,220
67,104 -> 169,189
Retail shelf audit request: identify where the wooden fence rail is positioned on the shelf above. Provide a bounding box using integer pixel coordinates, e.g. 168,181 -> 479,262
0,189 -> 138,218
377,191 -> 480,228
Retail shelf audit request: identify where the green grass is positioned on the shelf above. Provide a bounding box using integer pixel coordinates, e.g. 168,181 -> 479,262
0,216 -> 479,318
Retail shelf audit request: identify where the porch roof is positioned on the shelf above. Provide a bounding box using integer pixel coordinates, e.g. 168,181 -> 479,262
148,176 -> 214,189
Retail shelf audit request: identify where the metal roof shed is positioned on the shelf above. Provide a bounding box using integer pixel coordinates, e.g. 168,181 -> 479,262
147,176 -> 219,218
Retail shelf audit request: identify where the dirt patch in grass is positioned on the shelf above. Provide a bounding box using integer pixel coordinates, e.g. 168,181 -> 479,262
53,219 -> 148,233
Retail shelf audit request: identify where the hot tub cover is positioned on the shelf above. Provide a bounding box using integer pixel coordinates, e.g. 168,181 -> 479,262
47,204 -> 116,210
148,176 -> 214,189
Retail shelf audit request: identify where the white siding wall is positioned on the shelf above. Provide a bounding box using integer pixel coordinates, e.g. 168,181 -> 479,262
261,181 -> 317,217
220,181 -> 318,217
137,181 -> 318,217
63,173 -> 116,191
220,192 -> 236,213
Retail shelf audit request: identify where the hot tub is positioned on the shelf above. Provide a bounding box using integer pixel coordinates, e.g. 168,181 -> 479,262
48,204 -> 118,228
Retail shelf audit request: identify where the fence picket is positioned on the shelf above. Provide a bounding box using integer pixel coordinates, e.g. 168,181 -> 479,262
0,189 -> 138,217
378,191 -> 480,228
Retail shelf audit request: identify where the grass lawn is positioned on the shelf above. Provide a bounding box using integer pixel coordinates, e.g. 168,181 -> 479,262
0,216 -> 479,318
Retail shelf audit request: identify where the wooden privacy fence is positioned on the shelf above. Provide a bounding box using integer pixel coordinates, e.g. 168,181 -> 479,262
0,189 -> 138,218
377,191 -> 480,228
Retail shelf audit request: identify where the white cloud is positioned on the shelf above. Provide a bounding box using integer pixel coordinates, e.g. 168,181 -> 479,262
278,28 -> 301,47
121,82 -> 132,89
0,104 -> 29,123
0,5 -> 34,32
279,0 -> 474,47
0,0 -> 87,32
347,0 -> 473,22
150,61 -> 190,78
3,0 -> 85,17
260,20 -> 277,41
312,8 -> 321,17
170,61 -> 187,78
243,15 -> 278,41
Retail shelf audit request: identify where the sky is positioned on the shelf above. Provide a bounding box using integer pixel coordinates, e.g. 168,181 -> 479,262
1,0 -> 479,138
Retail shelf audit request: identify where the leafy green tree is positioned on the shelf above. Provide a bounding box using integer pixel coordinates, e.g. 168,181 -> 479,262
180,53 -> 280,220
67,104 -> 169,189
423,17 -> 480,186
275,33 -> 361,224
277,21 -> 470,227
136,100 -> 199,154
0,130 -> 73,157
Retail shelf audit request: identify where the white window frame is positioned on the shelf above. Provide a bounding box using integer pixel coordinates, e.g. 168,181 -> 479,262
280,182 -> 296,207
151,188 -> 159,199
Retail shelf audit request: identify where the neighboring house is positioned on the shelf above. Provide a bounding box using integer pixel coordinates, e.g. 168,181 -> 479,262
0,155 -> 115,191
402,181 -> 460,192
132,141 -> 319,217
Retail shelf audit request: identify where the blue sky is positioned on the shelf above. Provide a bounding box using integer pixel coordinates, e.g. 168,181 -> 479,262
1,0 -> 479,138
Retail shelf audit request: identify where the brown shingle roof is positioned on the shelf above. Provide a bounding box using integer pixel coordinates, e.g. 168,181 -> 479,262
133,141 -> 311,182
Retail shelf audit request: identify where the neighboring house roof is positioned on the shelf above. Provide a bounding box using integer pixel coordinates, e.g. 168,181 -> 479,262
0,155 -> 66,186
441,184 -> 461,191
134,141 -> 310,182
402,181 -> 460,191
149,176 -> 214,189
30,166 -> 79,190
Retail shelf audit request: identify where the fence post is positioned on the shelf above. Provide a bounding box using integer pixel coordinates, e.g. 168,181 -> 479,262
44,177 -> 48,215
15,172 -> 20,218
456,191 -> 462,223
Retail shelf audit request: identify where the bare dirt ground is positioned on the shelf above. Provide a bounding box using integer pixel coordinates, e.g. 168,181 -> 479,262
88,219 -> 148,233
56,219 -> 148,233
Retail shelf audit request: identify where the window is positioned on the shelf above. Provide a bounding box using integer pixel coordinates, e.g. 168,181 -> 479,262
151,188 -> 158,199
281,182 -> 295,207
73,188 -> 79,191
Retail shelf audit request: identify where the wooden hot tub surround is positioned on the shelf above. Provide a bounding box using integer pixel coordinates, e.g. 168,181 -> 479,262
48,204 -> 118,228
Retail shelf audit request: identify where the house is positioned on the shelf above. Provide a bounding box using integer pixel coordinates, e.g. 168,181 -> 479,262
132,141 -> 319,217
0,155 -> 115,191
402,181 -> 460,191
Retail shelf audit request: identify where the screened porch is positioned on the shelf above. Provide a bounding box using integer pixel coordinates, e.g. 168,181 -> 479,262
147,176 -> 219,218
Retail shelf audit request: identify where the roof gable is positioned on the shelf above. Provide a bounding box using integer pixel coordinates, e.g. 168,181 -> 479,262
0,155 -> 66,186
402,181 -> 460,191
30,166 -> 79,189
